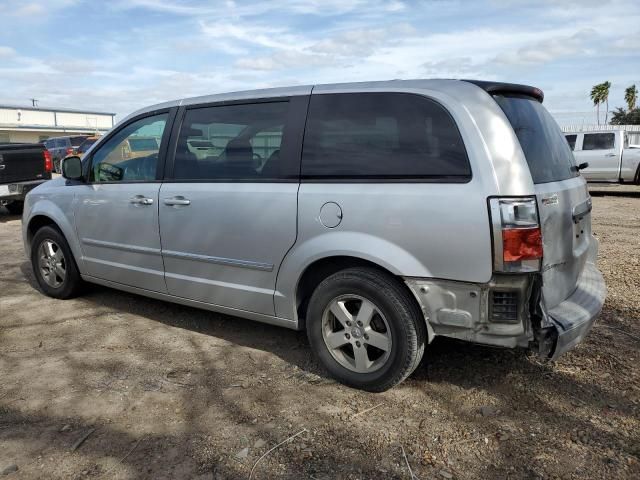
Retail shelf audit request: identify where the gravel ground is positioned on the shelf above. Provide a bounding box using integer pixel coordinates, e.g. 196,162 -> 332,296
0,186 -> 639,480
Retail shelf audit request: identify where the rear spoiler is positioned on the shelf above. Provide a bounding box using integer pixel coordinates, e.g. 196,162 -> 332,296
462,80 -> 544,103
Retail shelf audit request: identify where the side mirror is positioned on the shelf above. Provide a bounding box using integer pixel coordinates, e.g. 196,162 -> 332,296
577,162 -> 589,171
61,156 -> 83,180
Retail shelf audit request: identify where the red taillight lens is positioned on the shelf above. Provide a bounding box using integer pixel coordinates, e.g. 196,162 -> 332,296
489,197 -> 542,273
43,150 -> 53,172
503,227 -> 543,262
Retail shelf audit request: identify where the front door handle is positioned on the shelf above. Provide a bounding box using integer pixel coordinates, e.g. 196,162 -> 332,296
130,195 -> 154,205
605,153 -> 617,157
163,196 -> 191,206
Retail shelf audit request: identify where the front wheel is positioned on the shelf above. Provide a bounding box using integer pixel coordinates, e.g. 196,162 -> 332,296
306,267 -> 426,392
30,225 -> 83,299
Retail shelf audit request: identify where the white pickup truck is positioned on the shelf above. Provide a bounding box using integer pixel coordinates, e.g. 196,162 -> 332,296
564,129 -> 640,183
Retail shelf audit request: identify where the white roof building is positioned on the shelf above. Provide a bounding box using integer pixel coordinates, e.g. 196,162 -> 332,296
0,104 -> 115,144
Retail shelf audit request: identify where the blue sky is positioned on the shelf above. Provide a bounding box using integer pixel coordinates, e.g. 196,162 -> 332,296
0,0 -> 638,123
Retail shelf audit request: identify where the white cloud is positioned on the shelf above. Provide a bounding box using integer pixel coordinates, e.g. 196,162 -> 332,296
0,0 -> 639,119
614,31 -> 640,50
0,0 -> 77,16
0,46 -> 16,58
422,57 -> 479,77
494,29 -> 596,65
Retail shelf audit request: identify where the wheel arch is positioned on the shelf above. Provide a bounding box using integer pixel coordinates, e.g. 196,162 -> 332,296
26,215 -> 59,249
293,255 -> 424,332
275,231 -> 434,324
24,207 -> 83,273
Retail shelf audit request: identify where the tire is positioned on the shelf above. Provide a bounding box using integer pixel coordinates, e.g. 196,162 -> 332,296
306,267 -> 426,392
5,201 -> 23,215
30,225 -> 83,299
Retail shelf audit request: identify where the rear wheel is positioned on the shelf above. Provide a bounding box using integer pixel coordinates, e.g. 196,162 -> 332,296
30,225 -> 83,299
306,267 -> 426,392
5,201 -> 23,215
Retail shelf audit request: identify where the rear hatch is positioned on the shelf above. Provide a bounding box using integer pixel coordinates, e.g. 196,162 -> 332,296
493,94 -> 591,309
0,143 -> 47,184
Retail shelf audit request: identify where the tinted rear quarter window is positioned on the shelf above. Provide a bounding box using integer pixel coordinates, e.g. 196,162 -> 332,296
565,134 -> 577,151
582,133 -> 615,150
493,94 -> 577,184
301,93 -> 470,181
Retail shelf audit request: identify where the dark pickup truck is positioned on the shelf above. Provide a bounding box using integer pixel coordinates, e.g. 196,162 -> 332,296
0,143 -> 52,215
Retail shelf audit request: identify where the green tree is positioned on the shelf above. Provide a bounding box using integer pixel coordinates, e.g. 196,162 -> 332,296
610,107 -> 640,125
625,84 -> 638,111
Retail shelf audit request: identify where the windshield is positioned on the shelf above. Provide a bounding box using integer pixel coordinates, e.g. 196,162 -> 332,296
493,94 -> 578,184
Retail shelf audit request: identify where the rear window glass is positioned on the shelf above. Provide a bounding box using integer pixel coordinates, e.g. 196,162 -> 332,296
583,133 -> 615,150
71,136 -> 87,147
128,138 -> 159,151
301,93 -> 471,181
565,134 -> 577,151
493,95 -> 578,184
77,138 -> 97,153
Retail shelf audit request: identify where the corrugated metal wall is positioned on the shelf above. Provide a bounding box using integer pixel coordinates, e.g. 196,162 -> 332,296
561,125 -> 640,145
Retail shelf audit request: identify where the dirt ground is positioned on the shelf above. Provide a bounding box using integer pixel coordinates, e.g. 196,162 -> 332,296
1,186 -> 639,480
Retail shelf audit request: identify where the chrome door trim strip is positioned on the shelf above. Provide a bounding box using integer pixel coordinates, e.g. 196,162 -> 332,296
82,238 -> 162,255
161,249 -> 274,272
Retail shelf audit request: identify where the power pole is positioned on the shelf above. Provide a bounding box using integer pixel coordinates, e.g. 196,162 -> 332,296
30,98 -> 39,107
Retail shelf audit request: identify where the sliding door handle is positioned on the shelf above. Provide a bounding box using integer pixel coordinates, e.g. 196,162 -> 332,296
164,196 -> 191,206
130,195 -> 154,205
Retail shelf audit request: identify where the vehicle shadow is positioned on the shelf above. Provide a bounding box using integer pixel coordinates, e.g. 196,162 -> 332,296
588,186 -> 640,197
9,261 -> 640,479
0,207 -> 21,223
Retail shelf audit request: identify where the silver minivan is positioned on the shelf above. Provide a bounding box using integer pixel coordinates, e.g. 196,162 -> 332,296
23,80 -> 606,391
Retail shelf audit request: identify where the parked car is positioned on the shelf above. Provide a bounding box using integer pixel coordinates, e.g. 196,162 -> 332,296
564,129 -> 640,183
74,135 -> 101,157
0,142 -> 52,214
58,135 -> 102,168
44,135 -> 89,173
22,80 -> 606,391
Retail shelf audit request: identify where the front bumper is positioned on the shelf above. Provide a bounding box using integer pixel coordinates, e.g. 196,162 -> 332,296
546,261 -> 606,360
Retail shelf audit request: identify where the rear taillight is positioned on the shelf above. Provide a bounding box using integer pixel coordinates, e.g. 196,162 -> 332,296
489,197 -> 542,273
43,150 -> 53,173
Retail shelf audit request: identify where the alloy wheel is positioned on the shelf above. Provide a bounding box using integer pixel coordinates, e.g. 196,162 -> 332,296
321,294 -> 392,374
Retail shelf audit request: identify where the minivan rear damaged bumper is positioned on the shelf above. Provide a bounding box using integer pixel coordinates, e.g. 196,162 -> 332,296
545,261 -> 606,360
404,261 -> 605,358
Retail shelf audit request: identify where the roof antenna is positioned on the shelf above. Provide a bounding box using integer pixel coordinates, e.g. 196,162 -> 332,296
30,98 -> 39,107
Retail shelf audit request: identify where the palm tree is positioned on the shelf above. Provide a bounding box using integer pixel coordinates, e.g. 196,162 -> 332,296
602,81 -> 611,124
590,83 -> 604,125
590,81 -> 612,125
625,84 -> 638,111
